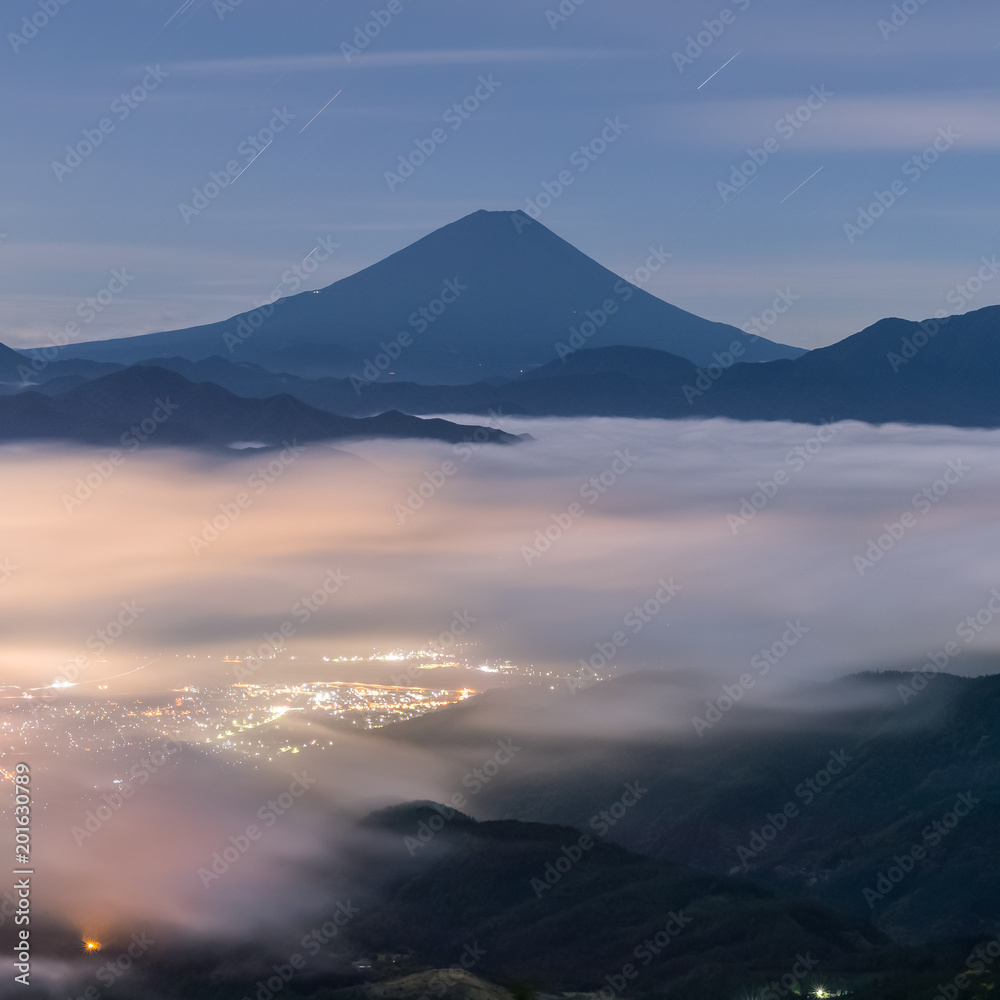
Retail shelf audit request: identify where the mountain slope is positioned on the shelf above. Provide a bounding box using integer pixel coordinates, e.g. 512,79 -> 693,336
50,210 -> 804,380
302,306 -> 1000,427
27,803 -> 956,1000
0,340 -> 30,383
117,349 -> 697,419
702,305 -> 1000,425
378,670 -> 1000,945
339,804 -> 893,999
14,303 -> 1000,429
0,366 -> 523,449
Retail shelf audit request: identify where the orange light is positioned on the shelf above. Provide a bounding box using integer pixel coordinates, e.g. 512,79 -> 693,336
84,940 -> 101,952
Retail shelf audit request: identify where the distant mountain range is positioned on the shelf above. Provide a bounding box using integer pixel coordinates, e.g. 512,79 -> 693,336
27,676 -> 996,999
27,799 -> 965,1000
0,365 -> 521,450
7,305 -> 998,431
3,211 -> 999,438
381,669 -> 1000,946
41,210 -> 803,382
341,802 -> 897,998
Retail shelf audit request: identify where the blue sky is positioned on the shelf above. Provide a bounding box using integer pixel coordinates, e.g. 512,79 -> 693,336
2,0 -> 998,351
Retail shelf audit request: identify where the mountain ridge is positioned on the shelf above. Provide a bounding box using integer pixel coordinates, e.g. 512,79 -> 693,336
376,669 -> 1000,944
40,210 -> 804,380
0,364 -> 523,449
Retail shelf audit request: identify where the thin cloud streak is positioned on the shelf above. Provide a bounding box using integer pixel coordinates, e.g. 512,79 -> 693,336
174,47 -> 638,74
671,92 -> 1000,149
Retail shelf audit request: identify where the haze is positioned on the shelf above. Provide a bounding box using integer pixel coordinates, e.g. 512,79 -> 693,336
2,417 -> 999,691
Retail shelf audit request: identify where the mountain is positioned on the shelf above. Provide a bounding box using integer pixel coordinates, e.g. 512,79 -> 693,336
128,351 -> 691,420
27,801 -> 961,1000
0,340 -> 30,383
328,970 -> 517,1000
0,366 -> 523,449
0,344 -> 131,395
50,210 -> 804,381
263,306 -> 1000,427
12,295 -> 1000,431
340,804 -> 896,999
378,670 -> 1000,946
699,305 -> 1000,426
475,345 -> 697,418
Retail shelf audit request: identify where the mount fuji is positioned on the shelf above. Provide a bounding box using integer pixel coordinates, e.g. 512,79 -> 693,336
51,210 -> 805,383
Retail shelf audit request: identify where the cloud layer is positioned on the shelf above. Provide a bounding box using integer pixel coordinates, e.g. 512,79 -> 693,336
3,417 -> 1000,687
3,415 -> 999,992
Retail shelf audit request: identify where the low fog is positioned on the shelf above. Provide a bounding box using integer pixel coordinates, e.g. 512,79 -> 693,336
1,416 -> 999,686
2,416 -> 999,995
